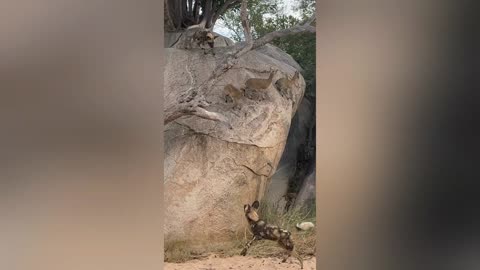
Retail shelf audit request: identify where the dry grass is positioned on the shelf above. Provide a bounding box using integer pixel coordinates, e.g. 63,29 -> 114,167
164,200 -> 316,263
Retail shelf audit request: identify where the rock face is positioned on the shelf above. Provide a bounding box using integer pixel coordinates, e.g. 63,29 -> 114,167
164,38 -> 306,246
264,96 -> 315,206
294,170 -> 316,210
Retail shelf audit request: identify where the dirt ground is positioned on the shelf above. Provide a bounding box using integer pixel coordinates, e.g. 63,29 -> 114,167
164,255 -> 316,270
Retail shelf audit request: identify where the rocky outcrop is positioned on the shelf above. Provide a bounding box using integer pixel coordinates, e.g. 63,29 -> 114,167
264,96 -> 315,206
294,170 -> 316,210
164,38 -> 305,246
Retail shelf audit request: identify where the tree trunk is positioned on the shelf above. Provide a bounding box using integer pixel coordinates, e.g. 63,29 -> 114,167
188,0 -> 193,14
212,0 -> 240,26
164,1 -> 176,31
200,0 -> 214,29
181,0 -> 187,20
193,0 -> 200,23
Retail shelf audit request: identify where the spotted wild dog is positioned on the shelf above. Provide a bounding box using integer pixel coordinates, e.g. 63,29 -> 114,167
241,200 -> 303,269
192,30 -> 219,55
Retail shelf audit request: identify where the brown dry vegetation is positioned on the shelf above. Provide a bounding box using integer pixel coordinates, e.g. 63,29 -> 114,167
164,200 -> 316,263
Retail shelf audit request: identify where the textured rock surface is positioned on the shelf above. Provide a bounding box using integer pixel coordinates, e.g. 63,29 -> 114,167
164,42 -> 305,246
295,170 -> 316,209
264,97 -> 315,205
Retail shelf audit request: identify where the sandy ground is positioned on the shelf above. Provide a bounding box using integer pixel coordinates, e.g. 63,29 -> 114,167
164,255 -> 316,270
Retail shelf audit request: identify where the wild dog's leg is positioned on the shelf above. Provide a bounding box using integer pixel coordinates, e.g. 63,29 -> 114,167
281,249 -> 292,263
293,249 -> 304,269
240,235 -> 258,256
279,236 -> 303,269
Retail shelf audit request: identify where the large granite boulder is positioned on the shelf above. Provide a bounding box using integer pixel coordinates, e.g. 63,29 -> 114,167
164,38 -> 305,246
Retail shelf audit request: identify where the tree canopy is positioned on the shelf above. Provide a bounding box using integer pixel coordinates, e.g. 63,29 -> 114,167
165,0 -> 243,31
220,0 -> 316,98
164,0 -> 316,125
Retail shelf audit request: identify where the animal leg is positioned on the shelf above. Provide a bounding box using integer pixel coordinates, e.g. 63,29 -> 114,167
244,89 -> 251,99
232,101 -> 239,110
293,249 -> 304,269
240,236 -> 257,256
281,249 -> 291,263
279,237 -> 303,268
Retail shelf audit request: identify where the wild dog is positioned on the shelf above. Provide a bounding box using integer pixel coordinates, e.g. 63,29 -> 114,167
192,30 -> 219,55
241,200 -> 303,269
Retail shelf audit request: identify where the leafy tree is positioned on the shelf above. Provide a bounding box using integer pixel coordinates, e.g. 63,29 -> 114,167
298,0 -> 316,19
164,0 -> 316,126
220,0 -> 316,98
164,0 -> 243,31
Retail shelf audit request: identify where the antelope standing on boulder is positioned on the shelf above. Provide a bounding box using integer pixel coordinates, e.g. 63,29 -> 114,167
224,84 -> 245,109
244,70 -> 276,101
245,70 -> 276,90
241,200 -> 303,269
275,70 -> 300,98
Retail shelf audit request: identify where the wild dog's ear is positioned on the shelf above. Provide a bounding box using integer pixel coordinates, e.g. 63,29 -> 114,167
252,200 -> 260,209
244,204 -> 250,212
214,35 -> 220,39
206,32 -> 215,40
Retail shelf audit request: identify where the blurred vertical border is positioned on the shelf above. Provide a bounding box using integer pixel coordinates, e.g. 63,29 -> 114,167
316,1 -> 478,270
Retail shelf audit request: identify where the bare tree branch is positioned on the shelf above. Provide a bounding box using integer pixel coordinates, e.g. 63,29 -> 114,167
212,0 -> 241,25
165,102 -> 232,129
200,0 -> 214,28
188,0 -> 193,14
192,107 -> 232,129
252,14 -> 316,50
164,5 -> 316,128
305,14 -> 316,25
237,0 -> 253,55
193,0 -> 200,23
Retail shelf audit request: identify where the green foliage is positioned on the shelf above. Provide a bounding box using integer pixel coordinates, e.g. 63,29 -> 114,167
221,0 -> 282,42
221,0 -> 316,98
297,0 -> 316,19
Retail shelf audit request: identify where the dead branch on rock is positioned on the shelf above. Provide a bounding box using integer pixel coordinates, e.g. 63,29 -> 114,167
212,0 -> 241,25
165,100 -> 232,129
